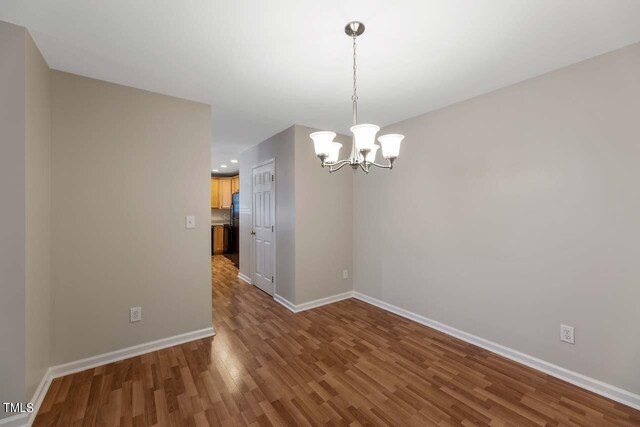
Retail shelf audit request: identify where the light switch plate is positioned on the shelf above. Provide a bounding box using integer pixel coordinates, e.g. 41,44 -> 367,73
185,215 -> 196,229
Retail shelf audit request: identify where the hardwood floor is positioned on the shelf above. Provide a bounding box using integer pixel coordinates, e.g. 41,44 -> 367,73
34,256 -> 640,426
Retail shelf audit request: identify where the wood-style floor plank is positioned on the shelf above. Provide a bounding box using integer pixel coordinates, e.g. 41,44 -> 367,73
34,256 -> 640,426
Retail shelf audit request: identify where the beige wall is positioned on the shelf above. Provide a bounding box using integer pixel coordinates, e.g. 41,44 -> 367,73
353,42 -> 640,394
239,126 -> 296,302
0,20 -> 27,420
0,20 -> 53,417
294,125 -> 352,304
238,125 -> 353,305
25,31 -> 52,399
1,22 -> 213,394
50,71 -> 212,364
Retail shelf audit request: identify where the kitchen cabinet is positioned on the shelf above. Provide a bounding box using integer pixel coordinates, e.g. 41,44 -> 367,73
219,178 -> 232,209
211,175 -> 238,209
210,178 -> 220,209
232,175 -> 239,194
213,225 -> 224,254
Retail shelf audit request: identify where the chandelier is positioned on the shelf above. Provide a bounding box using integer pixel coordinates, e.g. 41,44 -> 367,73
311,21 -> 404,173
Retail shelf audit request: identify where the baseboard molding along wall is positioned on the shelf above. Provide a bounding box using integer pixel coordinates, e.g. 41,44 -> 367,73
274,292 -> 353,313
351,292 -> 640,411
274,294 -> 297,312
237,272 -> 252,284
47,327 -> 215,379
0,327 -> 216,426
271,289 -> 640,411
0,414 -> 28,427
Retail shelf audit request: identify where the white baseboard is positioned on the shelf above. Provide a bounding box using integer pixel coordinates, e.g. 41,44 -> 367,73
274,291 -> 353,313
1,327 -> 217,427
295,292 -> 354,312
49,327 -> 215,379
352,291 -> 640,411
0,414 -> 28,427
26,366 -> 55,426
237,272 -> 252,284
0,364 -> 53,427
274,294 -> 297,312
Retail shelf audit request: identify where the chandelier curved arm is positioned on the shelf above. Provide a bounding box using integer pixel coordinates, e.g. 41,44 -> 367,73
366,158 -> 395,170
327,159 -> 352,173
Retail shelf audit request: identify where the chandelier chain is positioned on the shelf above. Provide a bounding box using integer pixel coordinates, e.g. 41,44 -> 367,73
352,35 -> 358,102
352,35 -> 358,126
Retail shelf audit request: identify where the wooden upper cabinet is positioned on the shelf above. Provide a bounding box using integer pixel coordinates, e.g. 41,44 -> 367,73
212,175 -> 238,209
210,178 -> 220,209
219,178 -> 232,209
231,175 -> 239,194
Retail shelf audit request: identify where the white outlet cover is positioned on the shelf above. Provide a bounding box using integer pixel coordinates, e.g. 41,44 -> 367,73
185,215 -> 196,229
130,306 -> 142,323
343,269 -> 349,279
560,324 -> 575,344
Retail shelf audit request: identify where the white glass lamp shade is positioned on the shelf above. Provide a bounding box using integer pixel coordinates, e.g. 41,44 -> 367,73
364,144 -> 378,163
327,142 -> 342,163
377,134 -> 404,159
351,124 -> 380,151
310,131 -> 336,156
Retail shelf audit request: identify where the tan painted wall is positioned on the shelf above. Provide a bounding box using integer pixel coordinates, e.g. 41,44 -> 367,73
239,126 -> 296,302
50,71 -> 212,364
353,42 -> 640,394
239,125 -> 353,305
0,20 -> 27,420
294,125 -> 352,304
25,30 -> 52,399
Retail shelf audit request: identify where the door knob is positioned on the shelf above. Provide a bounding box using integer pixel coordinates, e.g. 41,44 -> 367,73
251,231 -> 256,236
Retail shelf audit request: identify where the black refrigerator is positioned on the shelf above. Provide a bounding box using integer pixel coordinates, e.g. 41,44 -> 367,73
225,192 -> 240,267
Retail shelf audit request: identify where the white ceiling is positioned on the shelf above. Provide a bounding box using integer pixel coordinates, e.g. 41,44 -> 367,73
2,1 -> 640,174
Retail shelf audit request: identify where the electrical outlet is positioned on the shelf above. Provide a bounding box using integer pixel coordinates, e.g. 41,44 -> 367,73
560,324 -> 574,344
185,215 -> 195,229
343,269 -> 349,279
130,306 -> 142,323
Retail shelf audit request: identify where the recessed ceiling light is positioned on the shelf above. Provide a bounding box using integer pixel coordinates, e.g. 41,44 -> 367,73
212,169 -> 219,172
221,164 -> 228,168
230,159 -> 238,163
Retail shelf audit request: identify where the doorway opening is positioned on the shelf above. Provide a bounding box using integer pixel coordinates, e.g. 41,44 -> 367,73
210,172 -> 240,285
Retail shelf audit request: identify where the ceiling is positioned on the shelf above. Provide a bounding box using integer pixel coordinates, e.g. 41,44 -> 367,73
2,1 -> 640,174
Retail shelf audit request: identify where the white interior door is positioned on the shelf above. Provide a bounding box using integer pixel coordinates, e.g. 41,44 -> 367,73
252,162 -> 275,295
